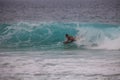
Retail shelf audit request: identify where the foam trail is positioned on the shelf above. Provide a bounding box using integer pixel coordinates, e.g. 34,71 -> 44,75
93,37 -> 120,50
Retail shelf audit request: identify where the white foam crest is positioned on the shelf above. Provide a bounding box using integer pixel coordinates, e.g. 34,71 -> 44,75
94,37 -> 120,50
7,22 -> 41,33
75,27 -> 104,47
75,27 -> 87,46
75,26 -> 120,50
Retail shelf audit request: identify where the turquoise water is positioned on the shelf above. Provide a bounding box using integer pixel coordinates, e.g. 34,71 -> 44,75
0,22 -> 120,50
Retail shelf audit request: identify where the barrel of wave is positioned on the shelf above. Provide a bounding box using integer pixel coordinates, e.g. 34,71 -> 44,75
0,22 -> 78,48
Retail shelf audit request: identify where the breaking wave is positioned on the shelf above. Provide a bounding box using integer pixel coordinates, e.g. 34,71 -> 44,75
0,22 -> 120,50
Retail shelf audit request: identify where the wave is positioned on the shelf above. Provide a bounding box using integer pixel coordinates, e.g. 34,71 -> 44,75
0,22 -> 120,50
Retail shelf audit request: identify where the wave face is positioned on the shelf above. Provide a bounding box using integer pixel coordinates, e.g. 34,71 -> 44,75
0,22 -> 120,50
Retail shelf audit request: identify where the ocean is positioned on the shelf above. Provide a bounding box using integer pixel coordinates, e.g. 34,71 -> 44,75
0,0 -> 120,80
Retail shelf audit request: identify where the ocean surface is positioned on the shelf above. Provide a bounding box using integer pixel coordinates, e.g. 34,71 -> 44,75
0,0 -> 120,80
0,22 -> 120,80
